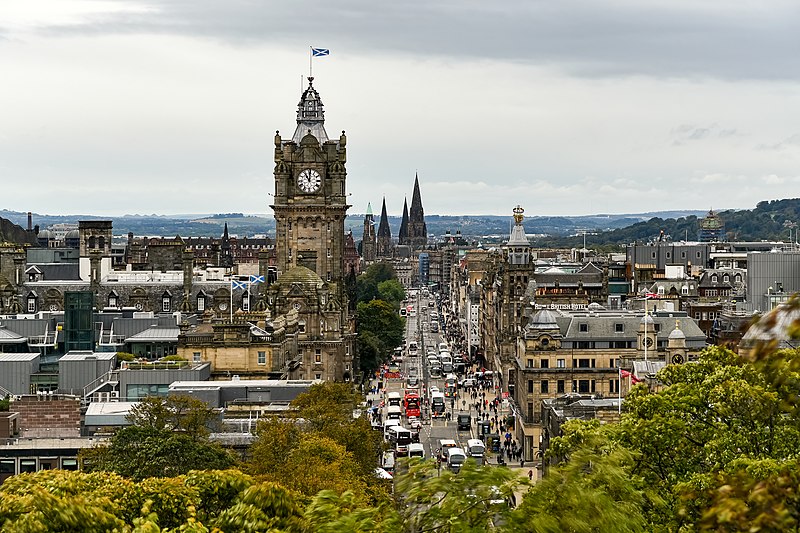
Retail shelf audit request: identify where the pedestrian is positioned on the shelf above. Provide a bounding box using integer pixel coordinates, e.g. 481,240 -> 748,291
520,458 -> 524,468
528,469 -> 533,481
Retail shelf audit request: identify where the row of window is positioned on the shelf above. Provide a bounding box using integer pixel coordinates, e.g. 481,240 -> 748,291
526,378 -> 621,395
527,358 -> 618,369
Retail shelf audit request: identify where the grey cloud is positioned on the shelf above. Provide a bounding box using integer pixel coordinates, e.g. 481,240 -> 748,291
670,123 -> 742,145
29,0 -> 800,81
756,133 -> 800,151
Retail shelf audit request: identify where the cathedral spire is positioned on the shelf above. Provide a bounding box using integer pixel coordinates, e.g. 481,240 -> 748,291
292,76 -> 329,144
399,198 -> 409,245
408,173 -> 427,249
377,197 -> 392,258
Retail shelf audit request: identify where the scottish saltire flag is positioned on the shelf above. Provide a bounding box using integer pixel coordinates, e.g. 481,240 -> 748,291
311,47 -> 330,57
231,280 -> 248,290
250,275 -> 265,284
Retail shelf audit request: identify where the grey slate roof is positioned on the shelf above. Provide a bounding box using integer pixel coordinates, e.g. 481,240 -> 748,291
0,326 -> 27,344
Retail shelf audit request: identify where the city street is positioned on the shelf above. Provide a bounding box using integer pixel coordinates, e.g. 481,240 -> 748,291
368,290 -> 536,502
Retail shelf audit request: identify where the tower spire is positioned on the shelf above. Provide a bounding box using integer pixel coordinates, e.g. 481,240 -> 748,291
377,197 -> 392,258
399,198 -> 410,245
292,77 -> 329,143
408,173 -> 427,249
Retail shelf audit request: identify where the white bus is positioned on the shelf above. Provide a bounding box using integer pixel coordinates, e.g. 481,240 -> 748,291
466,439 -> 486,465
387,426 -> 413,456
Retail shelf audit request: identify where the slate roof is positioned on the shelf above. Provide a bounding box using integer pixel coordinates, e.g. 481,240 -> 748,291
0,326 -> 27,344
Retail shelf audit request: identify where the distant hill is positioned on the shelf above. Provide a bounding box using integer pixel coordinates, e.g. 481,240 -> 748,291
4,200 -> 800,246
536,198 -> 800,249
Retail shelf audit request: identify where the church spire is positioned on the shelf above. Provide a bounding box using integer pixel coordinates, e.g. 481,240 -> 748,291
292,76 -> 329,143
399,198 -> 409,245
408,172 -> 427,249
377,197 -> 392,258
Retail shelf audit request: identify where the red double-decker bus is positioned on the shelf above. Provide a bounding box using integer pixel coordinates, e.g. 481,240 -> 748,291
403,392 -> 421,418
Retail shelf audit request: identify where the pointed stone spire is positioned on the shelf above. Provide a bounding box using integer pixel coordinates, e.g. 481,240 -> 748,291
399,198 -> 409,245
292,77 -> 329,143
362,202 -> 376,262
377,197 -> 392,258
408,172 -> 427,249
220,222 -> 233,267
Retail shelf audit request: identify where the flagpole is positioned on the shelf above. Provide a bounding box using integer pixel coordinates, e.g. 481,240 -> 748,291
309,46 -> 313,78
618,366 -> 621,414
229,280 -> 233,322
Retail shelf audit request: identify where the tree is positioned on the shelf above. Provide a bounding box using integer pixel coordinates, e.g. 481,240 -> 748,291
394,458 -> 525,532
377,279 -> 405,308
127,394 -> 221,440
357,299 -> 405,375
81,396 -> 235,481
81,425 -> 236,481
356,263 -> 397,304
513,427 -> 651,533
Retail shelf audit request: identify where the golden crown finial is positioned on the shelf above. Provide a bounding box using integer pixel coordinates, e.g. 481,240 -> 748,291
513,205 -> 524,224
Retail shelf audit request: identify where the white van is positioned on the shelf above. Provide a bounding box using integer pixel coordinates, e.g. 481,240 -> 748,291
446,447 -> 467,473
466,439 -> 486,465
386,405 -> 402,424
438,342 -> 449,353
408,442 -> 425,459
387,391 -> 402,407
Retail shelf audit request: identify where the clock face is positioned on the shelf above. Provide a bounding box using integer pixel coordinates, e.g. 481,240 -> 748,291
297,169 -> 321,193
219,302 -> 228,311
643,337 -> 654,348
672,354 -> 684,364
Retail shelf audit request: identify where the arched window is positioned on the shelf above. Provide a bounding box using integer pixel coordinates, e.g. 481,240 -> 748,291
161,292 -> 171,313
88,236 -> 96,249
98,236 -> 105,250
196,294 -> 206,312
108,292 -> 118,308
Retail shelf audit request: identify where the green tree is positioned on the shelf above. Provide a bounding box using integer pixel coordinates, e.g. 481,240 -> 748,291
377,279 -> 405,308
394,458 -> 524,532
127,394 -> 221,440
81,425 -> 235,481
356,263 -> 397,303
357,299 -> 405,375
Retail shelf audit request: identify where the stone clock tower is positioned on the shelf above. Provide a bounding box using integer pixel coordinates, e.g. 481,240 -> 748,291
271,77 -> 350,291
269,77 -> 354,381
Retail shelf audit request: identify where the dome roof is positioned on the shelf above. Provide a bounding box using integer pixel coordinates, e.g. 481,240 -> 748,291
65,229 -> 80,238
641,313 -> 654,325
276,265 -> 323,287
587,302 -> 605,311
529,309 -> 559,329
668,326 -> 686,340
37,229 -> 54,239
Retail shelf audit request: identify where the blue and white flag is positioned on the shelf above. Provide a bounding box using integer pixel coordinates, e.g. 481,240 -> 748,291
231,280 -> 248,290
311,47 -> 330,57
250,275 -> 265,284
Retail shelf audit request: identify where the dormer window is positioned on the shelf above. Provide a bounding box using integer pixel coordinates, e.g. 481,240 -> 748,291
723,274 -> 730,283
108,292 -> 118,308
711,274 -> 718,283
27,294 -> 37,313
161,292 -> 171,313
197,294 -> 206,312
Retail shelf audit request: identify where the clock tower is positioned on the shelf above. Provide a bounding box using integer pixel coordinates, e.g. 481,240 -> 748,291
271,77 -> 350,288
269,76 -> 354,382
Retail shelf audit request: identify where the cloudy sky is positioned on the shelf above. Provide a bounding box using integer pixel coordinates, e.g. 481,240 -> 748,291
1,1 -> 799,217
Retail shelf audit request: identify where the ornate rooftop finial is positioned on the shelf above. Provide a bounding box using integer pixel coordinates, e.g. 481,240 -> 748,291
292,77 -> 328,144
513,205 -> 524,225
